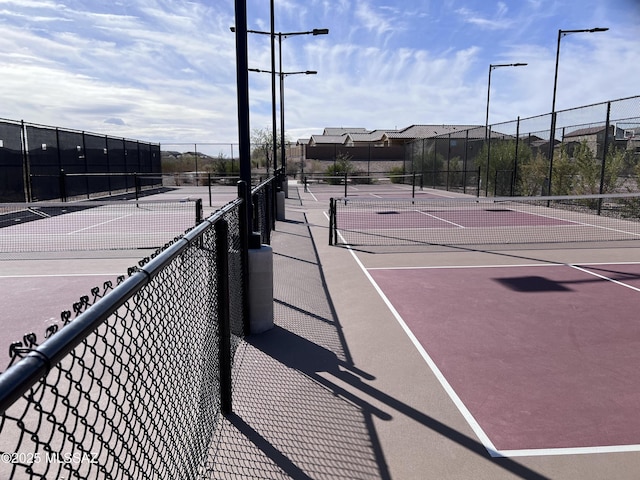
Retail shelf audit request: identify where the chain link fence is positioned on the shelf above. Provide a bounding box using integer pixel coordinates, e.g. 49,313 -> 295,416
406,95 -> 640,197
0,119 -> 162,202
0,178 -> 276,479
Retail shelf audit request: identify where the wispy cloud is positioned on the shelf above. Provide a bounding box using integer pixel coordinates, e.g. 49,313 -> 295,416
456,1 -> 514,30
0,0 -> 637,146
354,0 -> 398,37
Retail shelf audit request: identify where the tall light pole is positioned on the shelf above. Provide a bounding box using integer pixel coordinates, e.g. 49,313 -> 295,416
275,29 -> 328,178
250,69 -> 317,176
484,62 -> 527,195
485,63 -> 527,137
230,26 -> 328,177
547,27 -> 608,195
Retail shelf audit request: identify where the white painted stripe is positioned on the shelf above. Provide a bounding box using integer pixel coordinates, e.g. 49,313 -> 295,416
368,261 -> 640,271
496,443 -> 640,457
570,264 -> 640,292
339,229 -> 500,457
68,213 -> 136,234
417,210 -> 466,228
306,188 -> 319,202
324,209 -> 640,457
367,263 -> 561,271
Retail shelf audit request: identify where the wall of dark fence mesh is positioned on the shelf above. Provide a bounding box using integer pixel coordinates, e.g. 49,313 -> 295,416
0,120 -> 25,202
0,119 -> 162,202
405,96 -> 640,197
0,178 -> 276,478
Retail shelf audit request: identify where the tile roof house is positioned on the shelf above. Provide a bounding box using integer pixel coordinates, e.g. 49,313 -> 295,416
302,124 -> 484,162
562,125 -> 614,158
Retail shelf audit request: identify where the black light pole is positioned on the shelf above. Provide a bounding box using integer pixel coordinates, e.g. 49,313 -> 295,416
484,63 -> 527,195
269,0 -> 277,176
232,26 -> 328,177
249,69 -> 318,173
546,27 -> 608,195
485,63 -> 527,137
233,0 -> 251,210
276,29 -> 328,176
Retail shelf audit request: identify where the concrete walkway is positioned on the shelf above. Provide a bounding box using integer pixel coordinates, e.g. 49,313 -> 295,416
200,182 -> 640,479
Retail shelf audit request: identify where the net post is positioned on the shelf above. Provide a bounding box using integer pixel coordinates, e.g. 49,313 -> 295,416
412,172 -> 416,198
476,167 -> 481,197
329,198 -> 335,246
134,173 -> 140,201
215,219 -> 233,415
195,198 -> 203,224
59,169 -> 67,202
208,173 -> 212,207
344,171 -> 348,197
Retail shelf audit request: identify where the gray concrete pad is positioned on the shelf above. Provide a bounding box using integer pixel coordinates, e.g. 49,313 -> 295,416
206,182 -> 640,479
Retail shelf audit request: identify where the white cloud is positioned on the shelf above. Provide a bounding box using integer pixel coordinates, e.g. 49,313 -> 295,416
0,0 -> 638,147
354,0 -> 397,37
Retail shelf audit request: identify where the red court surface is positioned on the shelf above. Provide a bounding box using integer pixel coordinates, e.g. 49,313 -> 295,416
0,269 -> 129,372
366,261 -> 640,457
302,183 -> 465,202
0,186 -> 237,371
338,208 -> 574,230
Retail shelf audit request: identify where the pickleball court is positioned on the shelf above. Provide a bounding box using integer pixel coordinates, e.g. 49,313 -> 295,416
325,189 -> 640,458
0,186 -> 239,371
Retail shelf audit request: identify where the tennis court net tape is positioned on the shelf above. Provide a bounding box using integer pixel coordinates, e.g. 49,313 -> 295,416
329,193 -> 640,247
0,199 -> 203,254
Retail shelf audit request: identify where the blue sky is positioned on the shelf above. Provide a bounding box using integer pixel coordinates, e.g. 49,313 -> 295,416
1,0 -> 638,152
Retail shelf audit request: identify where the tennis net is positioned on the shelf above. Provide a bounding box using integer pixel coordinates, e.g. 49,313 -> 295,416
329,192 -> 640,247
0,199 -> 203,254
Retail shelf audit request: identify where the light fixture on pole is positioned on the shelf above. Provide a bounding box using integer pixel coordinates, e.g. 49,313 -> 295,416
484,62 -> 527,195
485,63 -> 527,138
546,27 -> 608,195
231,26 -> 328,177
249,69 -> 317,178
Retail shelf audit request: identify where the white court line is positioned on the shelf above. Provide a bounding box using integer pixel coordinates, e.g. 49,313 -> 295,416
569,264 -> 640,292
417,210 -> 466,228
504,205 -> 640,238
332,228 -> 640,457
330,226 -> 500,457
368,263 -> 562,271
305,187 -> 320,202
68,213 -> 136,234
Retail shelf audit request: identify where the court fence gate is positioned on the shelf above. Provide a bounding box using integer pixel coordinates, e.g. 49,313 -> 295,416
0,177 -> 277,479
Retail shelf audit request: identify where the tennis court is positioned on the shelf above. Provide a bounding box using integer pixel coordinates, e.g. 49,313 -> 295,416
301,173 -> 463,203
312,186 -> 640,466
0,185 -> 240,371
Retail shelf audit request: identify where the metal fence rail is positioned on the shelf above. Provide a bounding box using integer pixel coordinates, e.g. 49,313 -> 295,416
0,178 -> 275,479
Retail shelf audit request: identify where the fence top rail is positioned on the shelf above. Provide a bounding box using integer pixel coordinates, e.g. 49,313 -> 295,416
424,94 -> 640,140
251,175 -> 277,194
2,118 -> 160,146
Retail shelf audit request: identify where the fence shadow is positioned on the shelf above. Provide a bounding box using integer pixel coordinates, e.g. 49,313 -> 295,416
200,204 -> 549,479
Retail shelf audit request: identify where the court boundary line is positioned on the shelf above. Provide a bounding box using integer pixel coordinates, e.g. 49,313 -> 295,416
338,233 -> 640,457
368,261 -> 640,271
569,264 -> 640,292
337,230 -> 500,457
